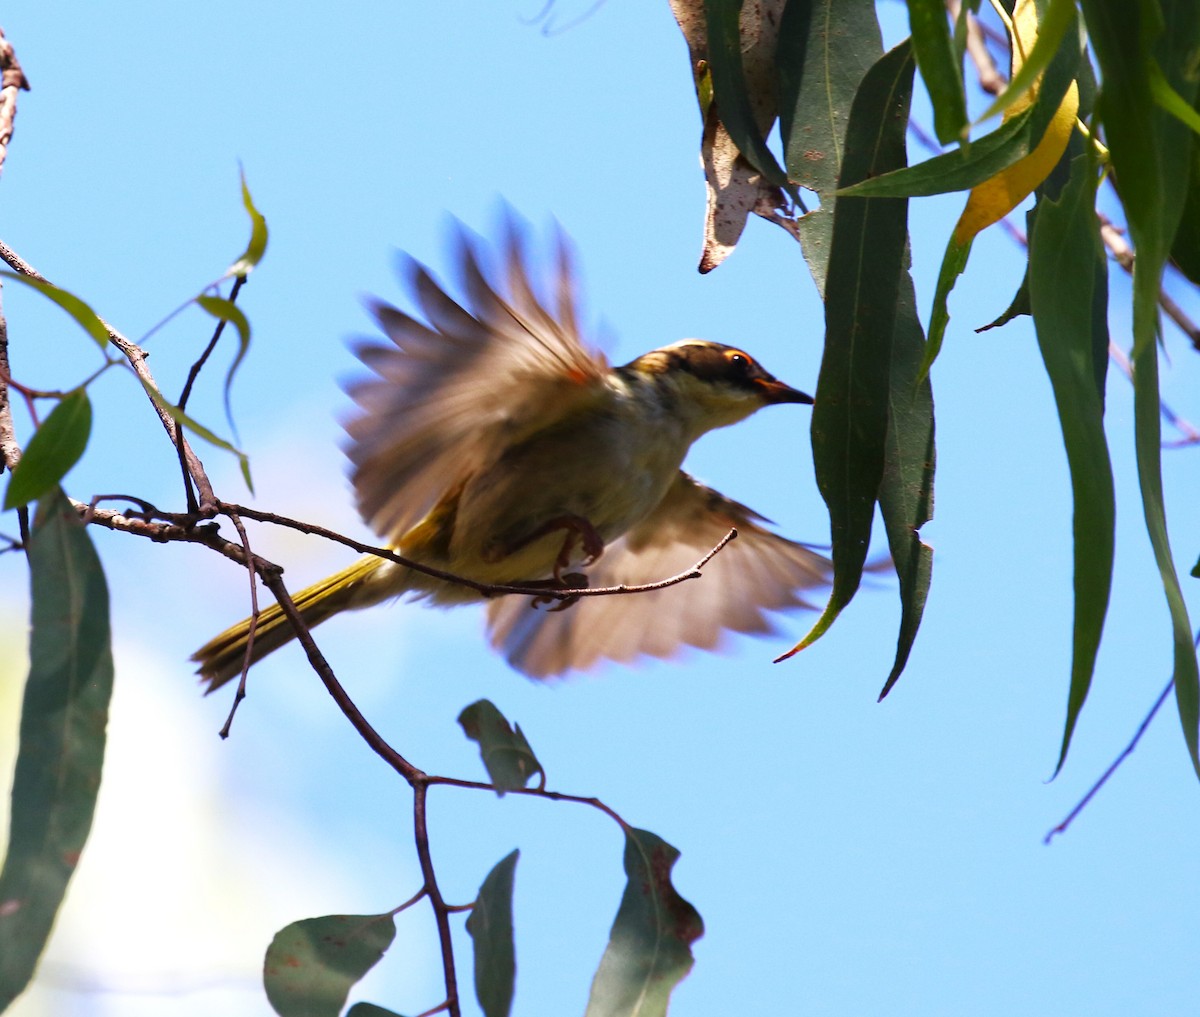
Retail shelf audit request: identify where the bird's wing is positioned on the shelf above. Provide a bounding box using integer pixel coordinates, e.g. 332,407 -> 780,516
486,471 -> 833,678
345,215 -> 610,543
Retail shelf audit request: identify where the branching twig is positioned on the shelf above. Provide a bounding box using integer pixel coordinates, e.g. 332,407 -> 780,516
0,26 -> 30,179
0,239 -> 218,509
220,501 -> 737,601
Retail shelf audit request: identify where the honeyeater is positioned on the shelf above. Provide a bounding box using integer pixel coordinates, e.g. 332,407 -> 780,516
193,217 -> 831,688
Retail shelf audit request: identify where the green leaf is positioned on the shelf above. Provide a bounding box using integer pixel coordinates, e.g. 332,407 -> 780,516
4,390 -> 92,509
1164,77 -> 1200,285
837,22 -> 1078,201
264,913 -> 396,1017
906,0 -> 967,144
1028,154 -> 1115,774
227,168 -> 269,278
701,0 -> 787,185
1148,56 -> 1200,137
876,272 -> 935,700
974,0 -> 1077,125
345,1005 -> 408,1017
1169,136 -> 1200,284
1079,0 -> 1200,774
976,267 -> 1030,332
793,40 -> 915,653
138,378 -> 254,492
457,700 -> 543,795
837,106 -> 1032,197
584,829 -> 703,1017
778,0 -> 884,293
0,272 -> 110,349
0,487 -> 113,1010
465,849 -> 519,1017
195,294 -> 252,432
919,232 -> 973,380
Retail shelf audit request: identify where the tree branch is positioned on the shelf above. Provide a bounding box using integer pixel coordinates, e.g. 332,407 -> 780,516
0,26 -> 30,179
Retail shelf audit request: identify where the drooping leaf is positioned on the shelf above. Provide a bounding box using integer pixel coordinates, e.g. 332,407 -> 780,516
465,849 -> 519,1017
264,913 -> 396,1017
1080,0 -> 1200,774
906,0 -> 967,144
1168,93 -> 1200,284
1028,154 -> 1115,774
702,0 -> 787,184
195,294 -> 252,433
918,233 -> 972,380
138,378 -> 254,492
3,390 -> 92,509
876,272 -> 935,699
976,267 -> 1030,332
779,40 -> 915,658
584,829 -> 703,1017
227,168 -> 269,278
668,0 -> 793,271
457,700 -> 543,795
778,0 -> 883,293
0,272 -> 110,349
0,488 -> 113,1010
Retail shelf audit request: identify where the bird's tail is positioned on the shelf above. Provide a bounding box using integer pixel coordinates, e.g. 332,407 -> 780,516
192,555 -> 389,694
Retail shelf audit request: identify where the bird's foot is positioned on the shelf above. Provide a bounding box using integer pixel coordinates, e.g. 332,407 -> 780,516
543,514 -> 604,582
487,513 -> 605,580
508,572 -> 589,612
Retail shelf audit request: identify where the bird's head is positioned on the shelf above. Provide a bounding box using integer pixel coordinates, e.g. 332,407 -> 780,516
623,340 -> 813,437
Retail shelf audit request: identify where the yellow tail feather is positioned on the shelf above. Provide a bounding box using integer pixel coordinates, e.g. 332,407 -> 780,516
193,555 -> 387,694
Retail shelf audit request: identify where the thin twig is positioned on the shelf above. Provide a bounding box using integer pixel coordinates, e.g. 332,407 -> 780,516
0,276 -> 19,475
0,238 -> 218,509
947,0 -> 1005,97
253,569 -> 462,1014
175,275 -> 247,513
413,783 -> 461,1017
428,774 -> 631,830
220,501 -> 738,601
218,507 -> 260,737
1099,214 -> 1200,354
0,26 -> 30,179
1043,677 -> 1175,844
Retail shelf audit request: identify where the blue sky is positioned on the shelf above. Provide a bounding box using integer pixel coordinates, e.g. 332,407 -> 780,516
2,3 -> 1199,1016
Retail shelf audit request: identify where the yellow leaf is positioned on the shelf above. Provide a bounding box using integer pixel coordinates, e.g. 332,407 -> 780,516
952,0 -> 1079,245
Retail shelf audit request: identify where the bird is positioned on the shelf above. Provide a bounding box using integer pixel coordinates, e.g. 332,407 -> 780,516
192,215 -> 832,690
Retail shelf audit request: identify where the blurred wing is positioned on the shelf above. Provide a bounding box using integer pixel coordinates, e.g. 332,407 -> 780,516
345,215 -> 609,543
487,472 -> 832,678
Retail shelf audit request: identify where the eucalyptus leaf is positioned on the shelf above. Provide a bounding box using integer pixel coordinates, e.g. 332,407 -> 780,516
264,913 -> 396,1017
584,829 -> 703,1017
458,700 -> 543,795
4,390 -> 92,510
465,849 -> 519,1017
788,40 -> 915,655
0,488 -> 113,1010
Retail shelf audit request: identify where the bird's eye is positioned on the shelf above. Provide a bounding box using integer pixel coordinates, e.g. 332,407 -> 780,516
726,351 -> 751,375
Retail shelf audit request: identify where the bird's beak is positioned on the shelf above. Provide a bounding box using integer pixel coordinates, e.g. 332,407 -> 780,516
756,378 -> 814,405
